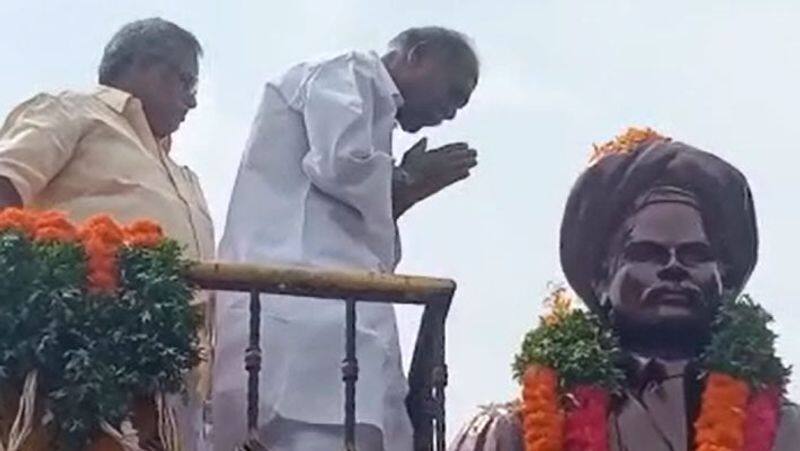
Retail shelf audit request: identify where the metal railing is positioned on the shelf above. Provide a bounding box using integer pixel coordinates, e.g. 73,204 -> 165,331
187,261 -> 456,451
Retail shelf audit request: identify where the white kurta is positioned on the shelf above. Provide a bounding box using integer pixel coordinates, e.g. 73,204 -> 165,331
212,51 -> 412,451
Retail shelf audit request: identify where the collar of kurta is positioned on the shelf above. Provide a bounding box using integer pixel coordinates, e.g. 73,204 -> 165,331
94,85 -> 172,153
94,85 -> 134,113
372,51 -> 405,109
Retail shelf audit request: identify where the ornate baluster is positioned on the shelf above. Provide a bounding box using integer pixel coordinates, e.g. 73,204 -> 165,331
342,298 -> 359,451
433,309 -> 448,451
245,289 -> 262,440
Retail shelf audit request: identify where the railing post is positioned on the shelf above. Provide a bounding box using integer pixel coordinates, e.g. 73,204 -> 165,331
432,305 -> 448,451
342,298 -> 359,451
245,289 -> 262,436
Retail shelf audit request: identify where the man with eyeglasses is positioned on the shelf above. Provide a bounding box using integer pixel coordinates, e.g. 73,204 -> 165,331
0,17 -> 214,450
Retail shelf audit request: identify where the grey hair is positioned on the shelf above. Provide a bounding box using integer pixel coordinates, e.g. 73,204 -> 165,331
389,26 -> 479,80
98,17 -> 202,84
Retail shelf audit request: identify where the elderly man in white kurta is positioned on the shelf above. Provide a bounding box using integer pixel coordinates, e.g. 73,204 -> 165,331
213,27 -> 479,451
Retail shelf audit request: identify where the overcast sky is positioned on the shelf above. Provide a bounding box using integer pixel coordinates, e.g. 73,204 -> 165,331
2,0 -> 799,440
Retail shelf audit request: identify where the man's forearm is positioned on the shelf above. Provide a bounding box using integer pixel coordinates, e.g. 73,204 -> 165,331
0,176 -> 22,209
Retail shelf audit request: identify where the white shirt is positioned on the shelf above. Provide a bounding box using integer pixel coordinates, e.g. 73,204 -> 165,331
212,51 -> 412,451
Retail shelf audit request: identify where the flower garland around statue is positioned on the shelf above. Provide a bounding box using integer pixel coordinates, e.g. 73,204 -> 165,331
513,288 -> 790,451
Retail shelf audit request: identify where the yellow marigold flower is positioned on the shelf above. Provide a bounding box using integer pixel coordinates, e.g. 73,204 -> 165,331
542,287 -> 573,326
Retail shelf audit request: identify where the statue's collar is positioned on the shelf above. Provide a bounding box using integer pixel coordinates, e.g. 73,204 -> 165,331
620,353 -> 693,394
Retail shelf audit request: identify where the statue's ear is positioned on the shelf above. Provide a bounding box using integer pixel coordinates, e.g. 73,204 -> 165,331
592,260 -> 612,298
590,261 -> 615,319
718,262 -> 731,292
591,278 -> 607,300
590,277 -> 612,312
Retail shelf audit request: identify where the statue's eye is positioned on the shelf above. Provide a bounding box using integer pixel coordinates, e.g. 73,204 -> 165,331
623,242 -> 669,264
679,243 -> 714,265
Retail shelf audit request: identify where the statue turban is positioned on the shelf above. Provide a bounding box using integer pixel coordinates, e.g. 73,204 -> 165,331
559,129 -> 758,312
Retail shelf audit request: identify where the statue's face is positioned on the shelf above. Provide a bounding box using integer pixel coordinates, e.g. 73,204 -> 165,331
604,201 -> 724,346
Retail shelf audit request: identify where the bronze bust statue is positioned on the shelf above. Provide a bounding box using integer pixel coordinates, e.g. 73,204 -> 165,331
450,130 -> 800,451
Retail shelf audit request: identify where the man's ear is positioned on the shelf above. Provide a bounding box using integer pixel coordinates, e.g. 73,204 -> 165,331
130,54 -> 164,80
405,40 -> 430,66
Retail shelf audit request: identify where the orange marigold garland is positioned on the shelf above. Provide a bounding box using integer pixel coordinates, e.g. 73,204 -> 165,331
124,219 -> 165,248
695,373 -> 750,451
80,214 -> 125,294
0,207 -> 35,236
32,210 -> 78,243
522,366 -> 564,451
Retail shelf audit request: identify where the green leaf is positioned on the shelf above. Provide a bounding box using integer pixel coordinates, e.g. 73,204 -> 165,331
0,234 -> 200,450
512,307 -> 624,392
700,294 -> 791,389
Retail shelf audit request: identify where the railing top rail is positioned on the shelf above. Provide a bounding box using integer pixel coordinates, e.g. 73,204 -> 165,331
187,261 -> 456,305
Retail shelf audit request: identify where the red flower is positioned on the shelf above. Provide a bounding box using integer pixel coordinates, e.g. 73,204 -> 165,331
743,386 -> 781,451
564,385 -> 610,451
